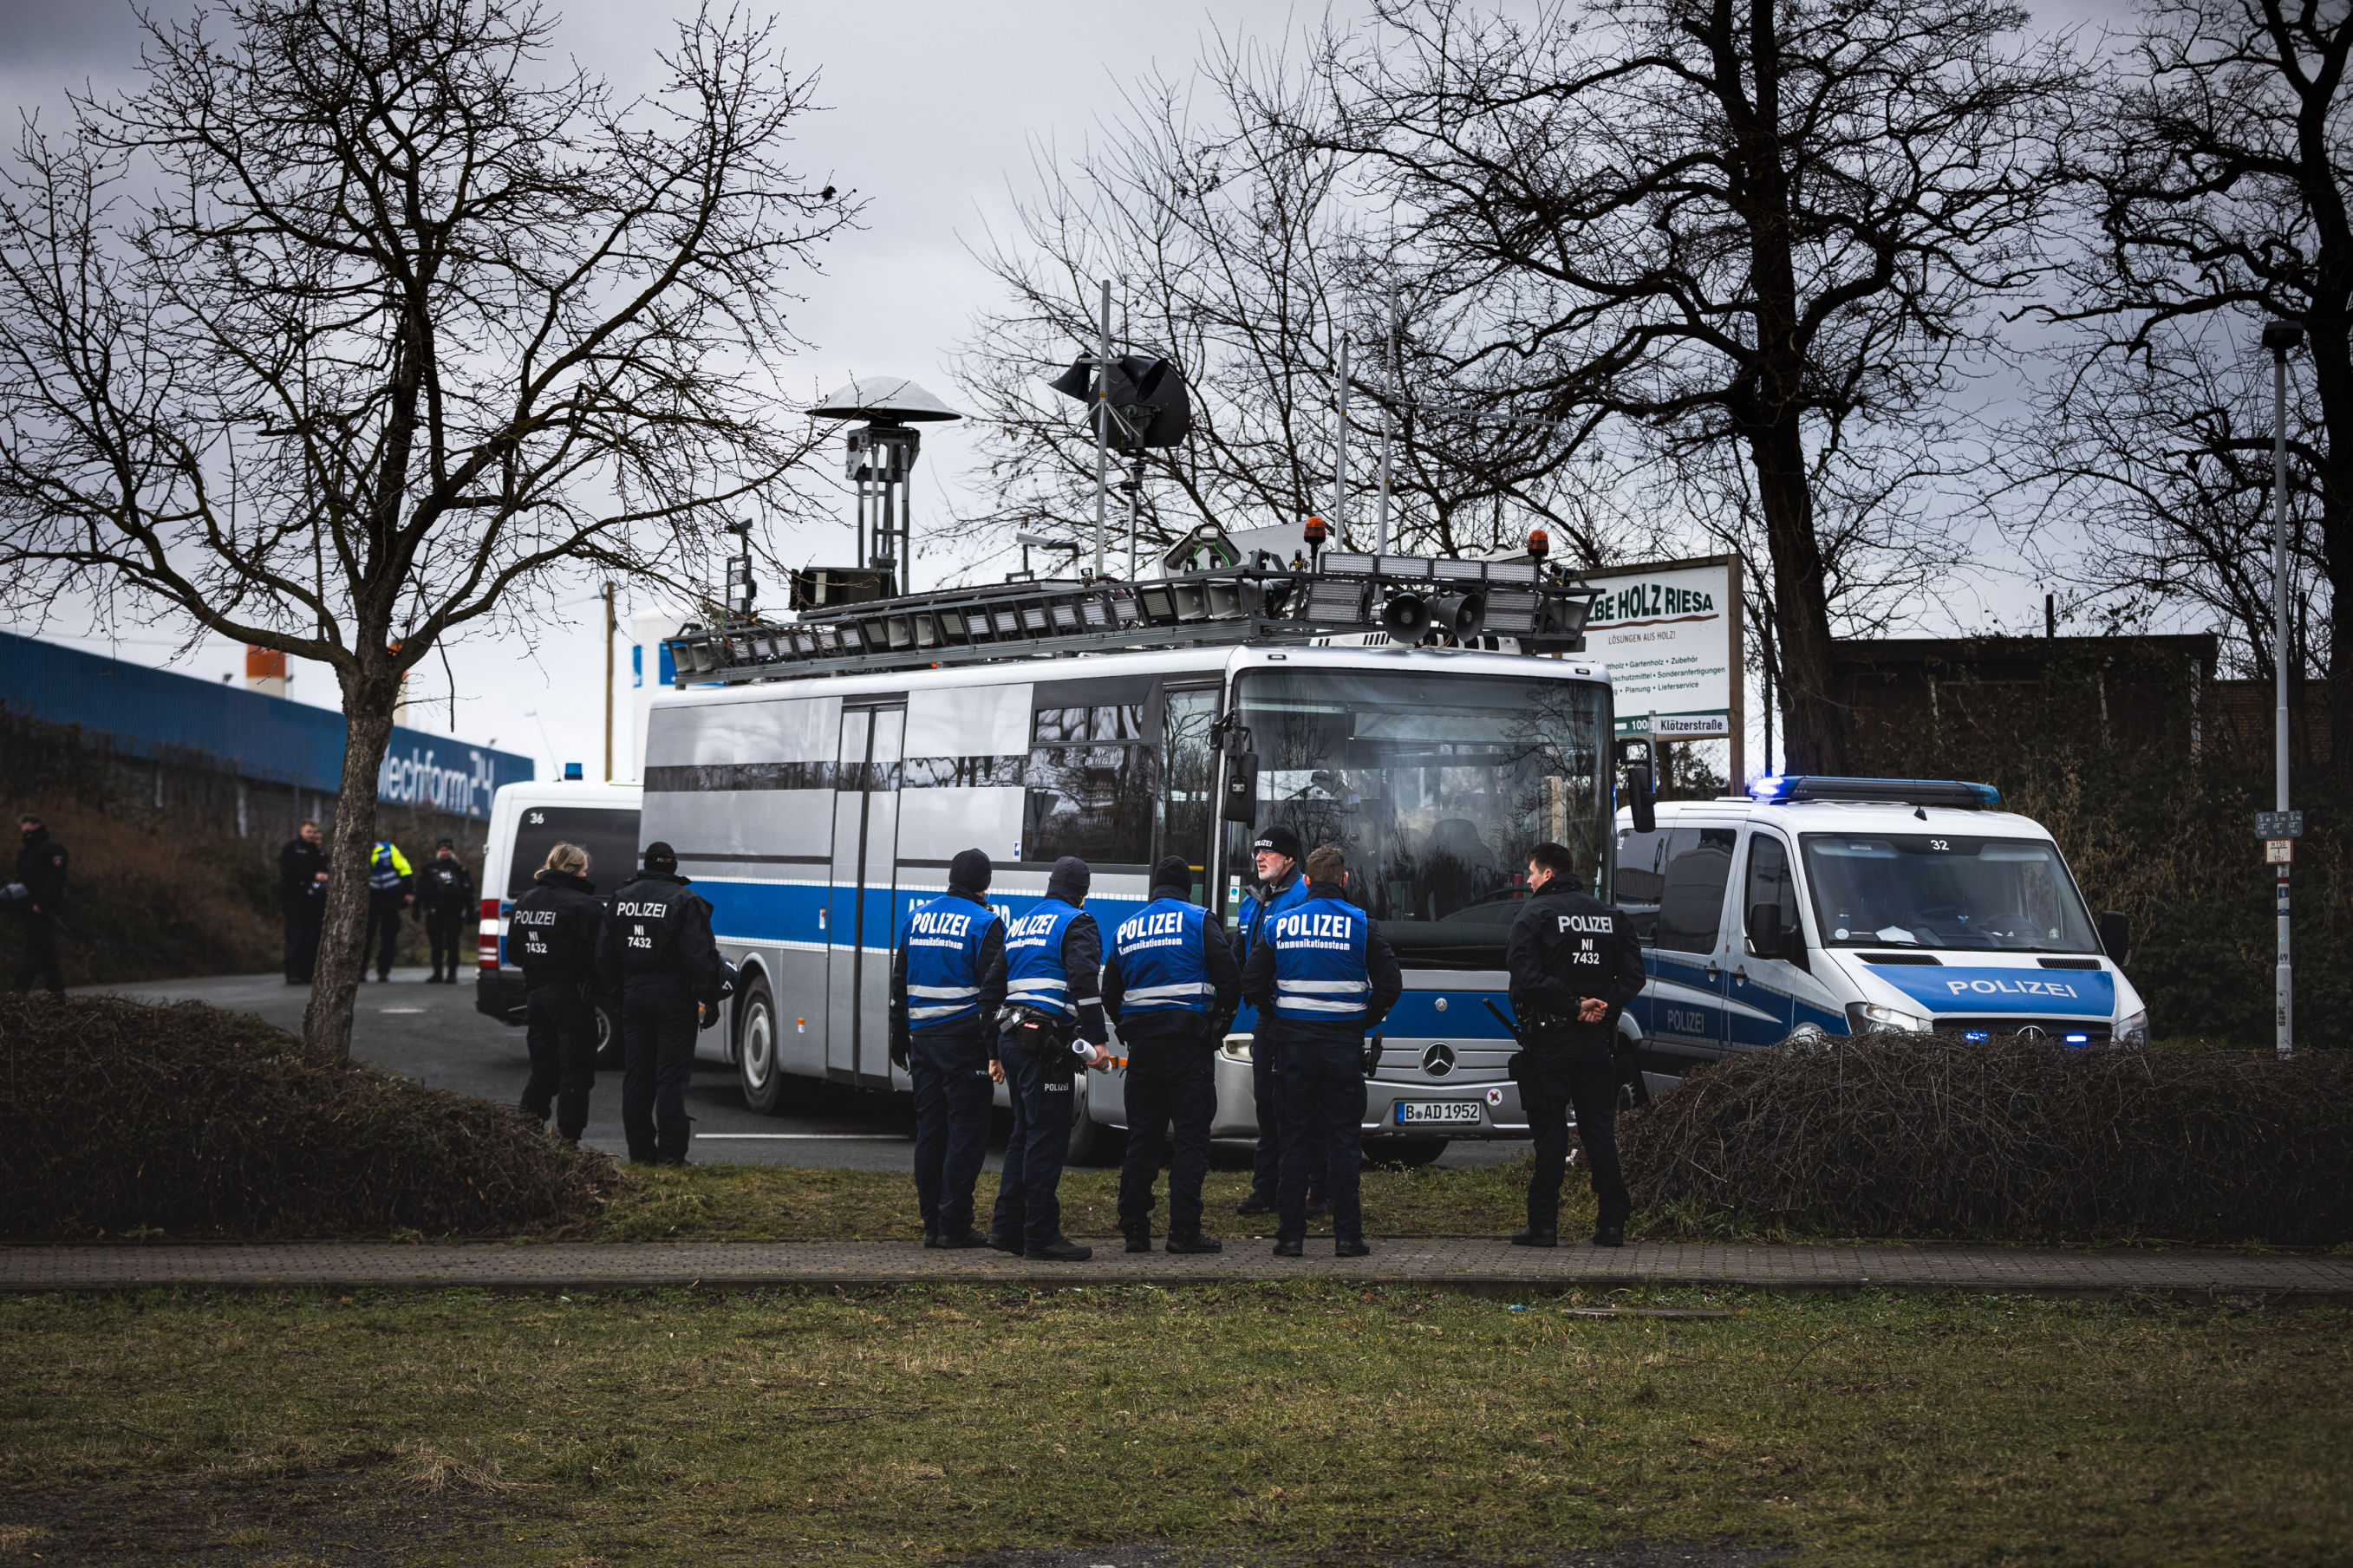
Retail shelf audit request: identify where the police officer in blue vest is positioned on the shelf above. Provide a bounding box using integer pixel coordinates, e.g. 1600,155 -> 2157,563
988,856 -> 1114,1261
889,848 -> 1007,1249
1104,856 -> 1242,1253
1233,824 -> 1325,1219
1242,843 -> 1402,1257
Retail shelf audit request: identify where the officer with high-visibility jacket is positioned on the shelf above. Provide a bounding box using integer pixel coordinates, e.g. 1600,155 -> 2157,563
1104,855 -> 1242,1254
1242,843 -> 1402,1258
988,856 -> 1113,1262
1232,823 -> 1324,1219
362,839 -> 414,981
889,848 -> 1007,1249
601,841 -> 725,1165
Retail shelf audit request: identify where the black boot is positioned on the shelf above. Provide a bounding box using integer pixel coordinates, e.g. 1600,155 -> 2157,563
1235,1194 -> 1275,1216
1593,1225 -> 1626,1248
1026,1239 -> 1093,1261
1334,1239 -> 1371,1259
984,1230 -> 1021,1253
935,1229 -> 988,1250
1271,1239 -> 1305,1258
1165,1234 -> 1223,1255
1124,1230 -> 1153,1254
1511,1226 -> 1559,1248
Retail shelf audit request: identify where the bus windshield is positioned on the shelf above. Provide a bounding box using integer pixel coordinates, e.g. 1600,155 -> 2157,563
1799,834 -> 2100,953
1229,667 -> 1610,969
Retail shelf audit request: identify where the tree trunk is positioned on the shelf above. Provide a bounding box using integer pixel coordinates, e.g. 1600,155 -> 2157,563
304,680 -> 399,1060
1746,416 -> 1850,774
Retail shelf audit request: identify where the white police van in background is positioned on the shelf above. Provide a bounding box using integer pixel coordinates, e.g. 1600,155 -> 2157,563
474,771 -> 643,1063
1613,776 -> 2146,1083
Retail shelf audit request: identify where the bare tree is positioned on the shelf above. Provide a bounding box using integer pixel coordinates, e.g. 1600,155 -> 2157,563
952,63 -> 1645,580
1252,0 -> 2077,771
2048,0 -> 2350,777
0,0 -> 851,1056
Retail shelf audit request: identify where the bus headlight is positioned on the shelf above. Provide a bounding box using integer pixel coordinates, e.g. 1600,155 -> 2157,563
1221,1034 -> 1253,1064
2115,1009 -> 2149,1049
1846,1001 -> 1931,1035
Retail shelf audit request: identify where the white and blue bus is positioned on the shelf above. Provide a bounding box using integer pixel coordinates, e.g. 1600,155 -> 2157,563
648,556 -> 1620,1164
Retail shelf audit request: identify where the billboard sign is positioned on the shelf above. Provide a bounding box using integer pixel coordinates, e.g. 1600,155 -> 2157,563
1582,555 -> 1744,756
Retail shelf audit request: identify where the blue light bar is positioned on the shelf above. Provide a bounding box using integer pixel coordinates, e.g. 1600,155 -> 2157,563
1963,1031 -> 1990,1043
1747,776 -> 2001,810
2064,1032 -> 2089,1045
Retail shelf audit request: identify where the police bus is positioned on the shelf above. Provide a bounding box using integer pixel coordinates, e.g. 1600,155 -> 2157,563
650,544 -> 1623,1163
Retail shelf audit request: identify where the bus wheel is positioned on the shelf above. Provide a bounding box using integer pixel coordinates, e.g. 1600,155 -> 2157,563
1364,1138 -> 1447,1169
736,979 -> 790,1116
593,1001 -> 622,1070
1066,1073 -> 1126,1167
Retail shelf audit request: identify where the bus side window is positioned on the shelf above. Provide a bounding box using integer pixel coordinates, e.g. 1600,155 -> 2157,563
1157,686 -> 1219,902
1654,828 -> 1735,954
1614,826 -> 1669,946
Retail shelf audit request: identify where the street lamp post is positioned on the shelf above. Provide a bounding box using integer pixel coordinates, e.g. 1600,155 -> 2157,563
2261,320 -> 2303,1061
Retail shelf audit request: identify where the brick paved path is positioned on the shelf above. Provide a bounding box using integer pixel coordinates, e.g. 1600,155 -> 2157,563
3,1238 -> 2346,1298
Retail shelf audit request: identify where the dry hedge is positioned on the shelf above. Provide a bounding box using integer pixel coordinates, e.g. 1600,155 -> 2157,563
1620,1033 -> 2353,1246
0,995 -> 618,1240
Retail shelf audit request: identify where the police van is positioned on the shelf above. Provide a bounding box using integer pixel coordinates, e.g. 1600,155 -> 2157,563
650,548 -> 1623,1163
1613,776 -> 2146,1083
474,776 -> 643,1061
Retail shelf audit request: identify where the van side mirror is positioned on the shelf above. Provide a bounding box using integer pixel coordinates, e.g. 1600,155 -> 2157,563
1748,901 -> 1785,960
2098,909 -> 2131,966
1224,752 -> 1260,830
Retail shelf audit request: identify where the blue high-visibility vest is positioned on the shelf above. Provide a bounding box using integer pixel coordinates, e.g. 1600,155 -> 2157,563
1004,897 -> 1084,1018
1111,896 -> 1210,1015
368,842 -> 411,893
1236,873 -> 1310,961
902,893 -> 1000,1030
1265,894 -> 1372,1025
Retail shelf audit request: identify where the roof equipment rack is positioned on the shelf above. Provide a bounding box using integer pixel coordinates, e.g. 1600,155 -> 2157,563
1747,776 -> 2003,810
663,554 -> 1601,686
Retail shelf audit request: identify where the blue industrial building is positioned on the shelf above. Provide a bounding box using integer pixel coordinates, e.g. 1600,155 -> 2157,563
0,629 -> 531,823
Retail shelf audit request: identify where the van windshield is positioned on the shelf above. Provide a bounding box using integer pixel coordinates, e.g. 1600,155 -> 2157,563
1799,834 -> 2100,953
505,805 -> 642,900
1229,667 -> 1610,969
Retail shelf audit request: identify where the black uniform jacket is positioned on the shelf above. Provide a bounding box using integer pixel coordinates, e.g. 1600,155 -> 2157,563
602,871 -> 725,1001
1505,880 -> 1646,1067
277,838 -> 328,909
15,829 -> 66,911
887,883 -> 1008,1044
508,868 -> 613,992
1100,880 -> 1244,1064
1239,879 -> 1404,1048
417,856 -> 478,912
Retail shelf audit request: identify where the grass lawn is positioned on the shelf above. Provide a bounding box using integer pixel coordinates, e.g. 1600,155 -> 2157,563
1,1285 -> 2343,1566
571,1159 -> 1559,1244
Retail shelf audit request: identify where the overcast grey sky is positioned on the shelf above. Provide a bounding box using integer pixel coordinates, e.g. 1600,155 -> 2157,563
0,0 -> 2139,789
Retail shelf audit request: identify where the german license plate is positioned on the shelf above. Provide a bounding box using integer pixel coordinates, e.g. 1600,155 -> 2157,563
1395,1100 -> 1482,1126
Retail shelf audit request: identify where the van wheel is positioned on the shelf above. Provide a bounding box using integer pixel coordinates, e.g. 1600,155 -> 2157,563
1066,1073 -> 1126,1167
736,979 -> 792,1116
1364,1138 -> 1447,1169
593,1002 -> 622,1070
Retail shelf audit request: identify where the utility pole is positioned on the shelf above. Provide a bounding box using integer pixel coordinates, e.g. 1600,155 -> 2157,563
602,582 -> 616,783
1094,279 -> 1111,581
2262,320 -> 2303,1061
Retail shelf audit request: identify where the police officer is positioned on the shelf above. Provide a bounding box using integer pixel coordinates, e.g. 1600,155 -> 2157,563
416,837 -> 478,984
362,838 -> 414,981
1504,840 -> 1646,1247
889,848 -> 1007,1249
603,841 -> 724,1164
988,856 -> 1114,1261
11,814 -> 68,997
1105,856 -> 1242,1253
1242,843 -> 1401,1258
510,842 -> 613,1144
277,820 -> 329,985
1232,823 -> 1325,1220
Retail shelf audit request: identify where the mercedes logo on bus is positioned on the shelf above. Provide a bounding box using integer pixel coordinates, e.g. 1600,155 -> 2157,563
1422,1043 -> 1457,1077
2016,1025 -> 2046,1041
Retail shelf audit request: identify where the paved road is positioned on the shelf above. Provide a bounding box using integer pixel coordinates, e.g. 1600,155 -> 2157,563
83,971 -> 1523,1172
7,1235 -> 2346,1299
